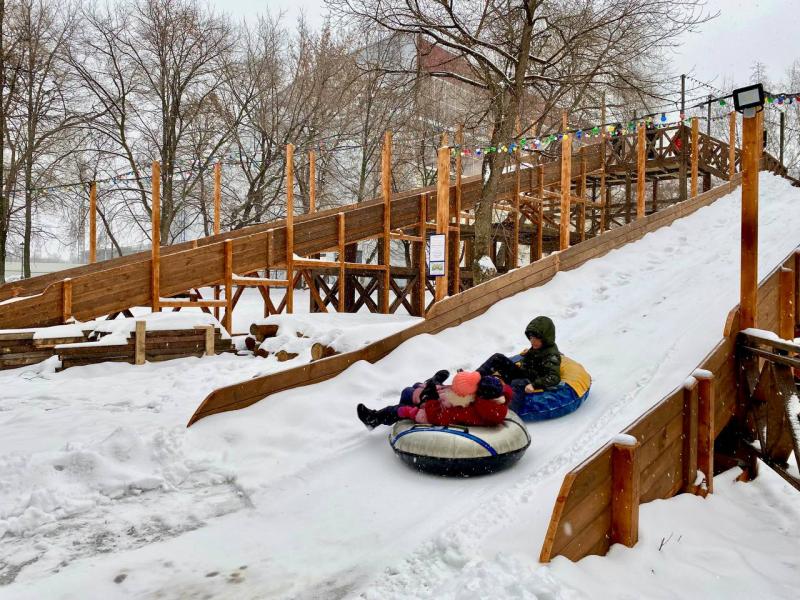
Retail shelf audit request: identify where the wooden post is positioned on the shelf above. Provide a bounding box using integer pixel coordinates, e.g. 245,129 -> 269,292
151,160 -> 161,312
796,250 -> 800,329
264,229 -> 273,318
203,325 -> 215,356
88,181 -> 97,263
338,213 -> 346,312
224,239 -> 233,333
285,144 -> 295,314
728,112 -> 736,180
309,151 -> 316,213
578,149 -> 586,242
652,178 -> 659,213
696,372 -> 715,494
600,93 -> 607,234
452,125 -> 463,293
61,278 -> 72,323
512,121 -> 520,268
435,147 -> 450,302
611,439 -> 640,547
381,131 -> 392,313
779,266 -> 795,340
637,123 -> 646,218
417,194 -> 427,315
560,133 -> 571,250
134,320 -> 146,365
535,165 -> 544,261
740,113 -> 760,329
779,111 -> 785,169
682,382 -> 699,493
679,74 -> 687,201
690,117 -> 699,198
214,162 -> 221,235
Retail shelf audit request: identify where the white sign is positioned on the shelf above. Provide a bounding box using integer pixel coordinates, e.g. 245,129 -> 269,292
428,234 -> 446,277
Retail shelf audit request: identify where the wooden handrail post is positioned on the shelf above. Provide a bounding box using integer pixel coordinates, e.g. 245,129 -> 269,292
89,181 -> 97,264
435,146 -> 450,302
611,439 -> 640,548
690,117 -> 699,198
682,381 -> 699,493
417,194 -> 427,316
308,150 -> 316,214
695,371 -> 715,494
535,164 -> 544,261
578,148 -> 587,241
512,120 -> 520,268
214,162 -> 221,235
600,93 -> 607,233
337,213 -> 346,312
729,112 -> 736,180
61,278 -> 72,324
223,239 -> 233,333
286,144 -> 294,314
381,131 -> 392,313
779,266 -> 795,340
740,112 -> 760,329
637,123 -> 646,218
134,320 -> 146,365
451,124 -> 464,294
560,133 -> 571,250
151,160 -> 161,312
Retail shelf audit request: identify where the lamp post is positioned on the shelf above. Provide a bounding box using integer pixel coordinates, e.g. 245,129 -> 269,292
733,84 -> 765,330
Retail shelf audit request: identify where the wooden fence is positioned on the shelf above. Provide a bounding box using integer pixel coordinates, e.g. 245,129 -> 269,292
539,245 -> 800,563
187,177 -> 743,426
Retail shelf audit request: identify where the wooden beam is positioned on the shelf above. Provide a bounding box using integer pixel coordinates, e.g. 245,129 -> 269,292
691,117 -> 699,198
600,93 -> 607,233
637,123 -> 646,218
61,278 -> 72,324
729,112 -> 736,180
695,371 -> 715,494
224,239 -> 233,333
381,131 -> 392,313
309,150 -> 316,214
417,194 -> 427,316
740,113 -> 760,329
611,440 -> 640,548
338,213 -> 345,312
135,320 -> 146,365
435,147 -> 450,302
779,266 -> 795,341
89,181 -> 97,264
452,124 -> 463,293
151,160 -> 161,312
214,162 -> 221,235
560,133 -> 571,250
512,120 -> 520,268
286,144 -> 295,314
578,149 -> 586,242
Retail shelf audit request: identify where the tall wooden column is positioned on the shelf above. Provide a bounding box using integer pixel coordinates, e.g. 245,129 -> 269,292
560,133 -> 571,250
637,123 -> 646,219
214,162 -> 221,235
690,117 -> 699,198
450,125 -> 463,294
89,180 -> 97,263
740,112 -> 760,329
285,144 -> 295,314
381,131 -> 392,313
729,112 -> 736,180
599,94 -> 607,234
151,161 -> 161,312
435,146 -> 450,302
309,151 -> 316,213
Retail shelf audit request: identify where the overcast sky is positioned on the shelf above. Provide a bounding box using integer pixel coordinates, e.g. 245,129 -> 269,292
219,0 -> 800,91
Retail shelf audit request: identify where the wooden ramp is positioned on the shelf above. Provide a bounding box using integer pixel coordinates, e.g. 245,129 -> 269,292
187,178 -> 742,426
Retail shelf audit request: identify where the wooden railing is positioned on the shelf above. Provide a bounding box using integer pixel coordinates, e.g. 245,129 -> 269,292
539,246 -> 800,563
187,177 -> 742,426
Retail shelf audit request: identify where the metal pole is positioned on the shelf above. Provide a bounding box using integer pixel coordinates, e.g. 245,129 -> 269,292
707,95 -> 712,136
779,112 -> 785,168
679,74 -> 687,201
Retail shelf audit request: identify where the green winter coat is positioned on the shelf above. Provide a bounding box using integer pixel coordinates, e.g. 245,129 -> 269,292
520,316 -> 562,390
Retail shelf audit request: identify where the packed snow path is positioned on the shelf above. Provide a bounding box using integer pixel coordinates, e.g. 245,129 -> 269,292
1,174 -> 800,599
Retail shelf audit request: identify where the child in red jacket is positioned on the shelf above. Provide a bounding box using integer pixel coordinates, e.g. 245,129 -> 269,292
357,371 -> 512,429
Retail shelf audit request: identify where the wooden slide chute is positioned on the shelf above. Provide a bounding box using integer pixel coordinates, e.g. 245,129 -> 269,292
186,178 -> 741,427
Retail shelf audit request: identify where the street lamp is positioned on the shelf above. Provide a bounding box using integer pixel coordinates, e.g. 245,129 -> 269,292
732,84 -> 765,117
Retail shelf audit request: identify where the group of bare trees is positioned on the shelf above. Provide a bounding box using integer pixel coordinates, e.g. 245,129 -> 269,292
2,0 -> 762,286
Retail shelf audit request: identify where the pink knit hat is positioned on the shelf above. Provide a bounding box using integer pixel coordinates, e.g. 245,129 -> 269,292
451,370 -> 481,396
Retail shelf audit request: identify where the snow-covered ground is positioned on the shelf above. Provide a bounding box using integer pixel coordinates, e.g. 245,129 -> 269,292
1,173 -> 799,599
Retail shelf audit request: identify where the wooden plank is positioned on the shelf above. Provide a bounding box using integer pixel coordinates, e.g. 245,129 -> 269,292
151,161 -> 161,312
560,134 -> 571,250
539,472 -> 577,562
558,502 -> 612,562
135,320 -> 146,365
611,441 -> 640,547
639,434 -> 684,502
779,266 -> 795,340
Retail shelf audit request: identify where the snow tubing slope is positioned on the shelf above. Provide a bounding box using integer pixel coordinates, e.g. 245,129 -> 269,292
390,411 -> 531,477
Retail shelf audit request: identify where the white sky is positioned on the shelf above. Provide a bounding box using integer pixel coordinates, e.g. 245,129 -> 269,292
217,0 -> 800,91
